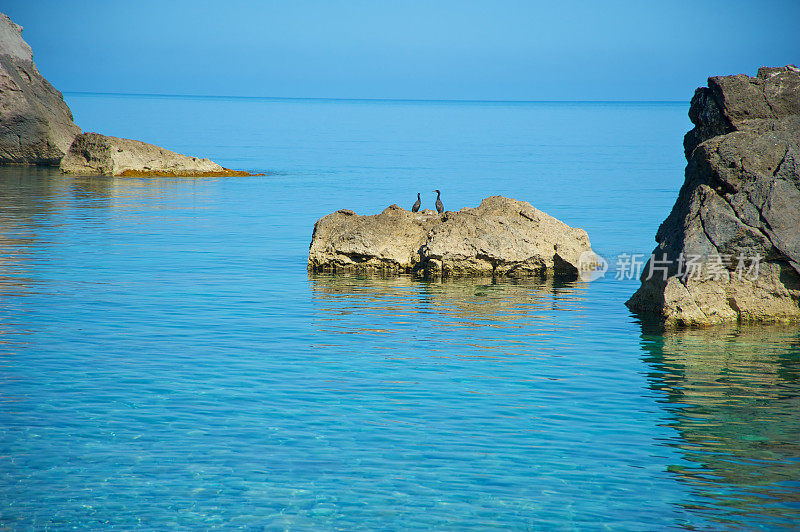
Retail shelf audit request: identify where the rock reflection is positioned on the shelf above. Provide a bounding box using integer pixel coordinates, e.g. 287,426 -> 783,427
0,167 -> 58,296
0,165 -> 216,208
0,165 -> 121,208
309,273 -> 589,331
640,323 -> 800,528
0,167 -> 210,345
65,174 -> 218,206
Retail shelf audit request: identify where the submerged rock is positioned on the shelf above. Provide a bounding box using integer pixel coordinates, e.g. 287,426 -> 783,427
0,13 -> 80,164
627,66 -> 800,326
59,132 -> 250,177
308,196 -> 595,278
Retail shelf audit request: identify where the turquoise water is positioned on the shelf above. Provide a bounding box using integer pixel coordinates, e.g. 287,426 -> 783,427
0,95 -> 798,529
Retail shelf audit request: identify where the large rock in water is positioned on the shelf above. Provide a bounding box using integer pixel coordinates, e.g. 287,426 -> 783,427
0,13 -> 80,164
60,132 -> 249,177
627,66 -> 800,326
308,196 -> 595,278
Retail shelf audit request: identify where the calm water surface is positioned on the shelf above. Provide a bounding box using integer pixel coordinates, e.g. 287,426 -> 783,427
0,95 -> 798,529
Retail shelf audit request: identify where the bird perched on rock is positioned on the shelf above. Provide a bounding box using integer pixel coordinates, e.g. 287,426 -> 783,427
434,189 -> 444,214
411,193 -> 421,212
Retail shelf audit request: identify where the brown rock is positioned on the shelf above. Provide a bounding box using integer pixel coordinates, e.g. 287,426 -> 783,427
308,196 -> 595,278
60,132 -> 250,177
627,66 -> 800,326
0,13 -> 80,164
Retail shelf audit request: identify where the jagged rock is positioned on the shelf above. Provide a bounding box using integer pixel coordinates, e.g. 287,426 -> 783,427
60,132 -> 249,176
308,196 -> 595,278
627,66 -> 800,326
0,13 -> 80,164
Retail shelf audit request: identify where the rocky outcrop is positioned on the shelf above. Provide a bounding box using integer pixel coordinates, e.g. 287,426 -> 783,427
0,13 -> 80,164
59,132 -> 250,176
627,66 -> 800,326
308,196 -> 595,278
0,11 -> 253,176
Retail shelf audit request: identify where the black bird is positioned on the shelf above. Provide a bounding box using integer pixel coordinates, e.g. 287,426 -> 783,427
434,189 -> 444,214
411,192 -> 421,212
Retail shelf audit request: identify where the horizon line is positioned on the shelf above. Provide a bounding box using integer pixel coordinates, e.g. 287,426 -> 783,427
63,90 -> 686,105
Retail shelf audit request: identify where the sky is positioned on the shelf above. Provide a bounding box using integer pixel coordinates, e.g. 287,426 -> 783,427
4,0 -> 799,101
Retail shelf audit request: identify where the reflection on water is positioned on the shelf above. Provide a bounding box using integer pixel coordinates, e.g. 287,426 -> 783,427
0,167 -> 59,305
310,273 -> 588,326
640,324 -> 800,528
0,166 -> 220,209
313,274 -> 800,528
309,273 -> 592,355
0,167 -> 221,346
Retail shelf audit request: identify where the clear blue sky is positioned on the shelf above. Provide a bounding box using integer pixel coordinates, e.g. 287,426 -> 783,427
4,0 -> 798,101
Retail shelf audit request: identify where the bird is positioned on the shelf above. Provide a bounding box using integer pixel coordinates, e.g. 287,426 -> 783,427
434,189 -> 444,214
411,192 -> 421,212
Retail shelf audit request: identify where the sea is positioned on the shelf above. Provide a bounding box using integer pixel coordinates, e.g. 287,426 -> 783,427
0,93 -> 798,530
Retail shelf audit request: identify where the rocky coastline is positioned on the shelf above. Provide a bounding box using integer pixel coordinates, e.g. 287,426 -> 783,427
0,12 -> 253,176
626,66 -> 800,326
0,13 -> 80,165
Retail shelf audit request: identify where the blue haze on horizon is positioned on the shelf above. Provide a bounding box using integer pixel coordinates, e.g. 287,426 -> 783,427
3,1 -> 799,101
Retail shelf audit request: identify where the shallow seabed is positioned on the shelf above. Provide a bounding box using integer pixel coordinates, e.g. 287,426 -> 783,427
1,96 -> 798,529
